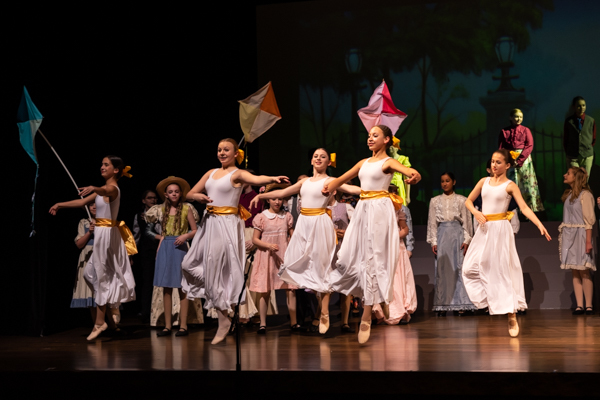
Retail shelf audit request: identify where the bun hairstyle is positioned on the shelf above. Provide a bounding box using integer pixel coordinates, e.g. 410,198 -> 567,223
561,167 -> 592,203
493,149 -> 514,169
105,155 -> 125,179
374,124 -> 394,149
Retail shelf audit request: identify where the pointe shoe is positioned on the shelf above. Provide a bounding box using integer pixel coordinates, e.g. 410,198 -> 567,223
358,320 -> 371,344
380,302 -> 390,319
319,313 -> 330,334
508,314 -> 519,337
87,323 -> 107,341
211,318 -> 231,345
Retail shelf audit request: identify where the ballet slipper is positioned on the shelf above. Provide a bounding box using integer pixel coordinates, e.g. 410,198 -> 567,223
508,313 -> 519,337
380,302 -> 390,320
87,323 -> 107,341
358,320 -> 371,344
212,316 -> 232,345
319,313 -> 330,334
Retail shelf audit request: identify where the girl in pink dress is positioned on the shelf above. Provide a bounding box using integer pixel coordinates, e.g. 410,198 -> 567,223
250,184 -> 297,333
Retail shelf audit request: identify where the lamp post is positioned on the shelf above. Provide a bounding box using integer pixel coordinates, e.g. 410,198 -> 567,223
346,48 -> 363,154
491,36 -> 521,93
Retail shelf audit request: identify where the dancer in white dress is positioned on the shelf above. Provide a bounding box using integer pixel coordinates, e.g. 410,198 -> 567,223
463,149 -> 551,337
250,148 -> 360,334
181,138 -> 288,345
323,125 -> 421,343
50,156 -> 137,340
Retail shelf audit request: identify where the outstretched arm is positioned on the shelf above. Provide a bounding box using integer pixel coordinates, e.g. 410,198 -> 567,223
235,170 -> 289,186
507,182 -> 551,240
383,158 -> 421,184
338,182 -> 361,196
323,160 -> 365,196
249,179 -> 304,210
49,193 -> 97,215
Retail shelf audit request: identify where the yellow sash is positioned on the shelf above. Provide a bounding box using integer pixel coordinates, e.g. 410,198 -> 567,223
300,207 -> 332,219
359,190 -> 403,210
94,218 -> 138,255
206,205 -> 251,221
300,208 -> 336,243
484,211 -> 515,221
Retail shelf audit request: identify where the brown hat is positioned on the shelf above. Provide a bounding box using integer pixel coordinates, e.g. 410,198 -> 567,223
264,182 -> 290,193
156,176 -> 191,201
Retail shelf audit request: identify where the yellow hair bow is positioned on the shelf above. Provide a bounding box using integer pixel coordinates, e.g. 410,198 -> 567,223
392,136 -> 401,149
330,153 -> 337,168
510,151 -> 520,160
122,166 -> 133,178
236,149 -> 245,165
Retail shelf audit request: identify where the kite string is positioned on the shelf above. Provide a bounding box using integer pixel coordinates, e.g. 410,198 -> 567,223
38,129 -> 92,220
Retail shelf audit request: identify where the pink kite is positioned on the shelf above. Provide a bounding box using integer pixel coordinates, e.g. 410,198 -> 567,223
358,80 -> 407,135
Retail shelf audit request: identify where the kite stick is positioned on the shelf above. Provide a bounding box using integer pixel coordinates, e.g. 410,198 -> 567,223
38,129 -> 92,220
238,135 -> 245,147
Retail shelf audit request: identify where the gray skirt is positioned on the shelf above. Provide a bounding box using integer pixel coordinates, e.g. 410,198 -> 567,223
433,221 -> 476,311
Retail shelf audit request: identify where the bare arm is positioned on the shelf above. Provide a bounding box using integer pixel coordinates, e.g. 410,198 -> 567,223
252,228 -> 279,252
50,193 -> 97,215
235,170 -> 289,186
398,219 -> 409,240
78,184 -> 118,201
507,182 -> 551,240
174,207 -> 198,246
383,158 -> 421,184
187,169 -> 214,203
465,178 -> 487,225
338,183 -> 361,196
323,160 -> 365,196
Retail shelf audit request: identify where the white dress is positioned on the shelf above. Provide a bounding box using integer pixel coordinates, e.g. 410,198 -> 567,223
331,157 -> 399,306
181,169 -> 246,312
279,177 -> 337,293
83,187 -> 136,307
462,178 -> 527,315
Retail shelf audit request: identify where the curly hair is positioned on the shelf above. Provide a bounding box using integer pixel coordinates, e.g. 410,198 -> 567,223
561,167 -> 592,203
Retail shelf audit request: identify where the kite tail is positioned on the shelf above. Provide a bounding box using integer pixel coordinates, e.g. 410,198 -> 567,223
30,166 -> 38,237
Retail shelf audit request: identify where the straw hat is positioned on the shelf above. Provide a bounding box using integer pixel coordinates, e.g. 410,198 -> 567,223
156,176 -> 191,200
264,182 -> 290,193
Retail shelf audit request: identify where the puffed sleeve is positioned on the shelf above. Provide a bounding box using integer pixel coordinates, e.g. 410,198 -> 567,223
458,195 -> 473,245
581,191 -> 596,230
145,205 -> 162,223
74,219 -> 89,243
403,205 -> 415,252
253,213 -> 265,231
285,212 -> 293,229
186,203 -> 201,222
426,197 -> 438,246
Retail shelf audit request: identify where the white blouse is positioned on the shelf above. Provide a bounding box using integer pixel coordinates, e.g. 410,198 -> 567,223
426,193 -> 473,246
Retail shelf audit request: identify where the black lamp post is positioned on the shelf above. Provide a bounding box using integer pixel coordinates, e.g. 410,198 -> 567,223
491,36 -> 522,92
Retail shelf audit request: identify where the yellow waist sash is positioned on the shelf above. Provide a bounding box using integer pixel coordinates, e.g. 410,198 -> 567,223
360,190 -> 403,210
300,207 -> 332,219
484,211 -> 514,221
206,205 -> 251,221
94,218 -> 138,255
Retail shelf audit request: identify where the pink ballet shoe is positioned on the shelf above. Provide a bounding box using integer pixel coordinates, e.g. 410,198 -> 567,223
358,320 -> 371,344
319,313 -> 330,334
508,314 -> 519,337
211,318 -> 232,345
87,323 -> 107,341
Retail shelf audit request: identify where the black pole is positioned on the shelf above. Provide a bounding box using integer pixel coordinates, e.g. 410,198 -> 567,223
233,249 -> 256,372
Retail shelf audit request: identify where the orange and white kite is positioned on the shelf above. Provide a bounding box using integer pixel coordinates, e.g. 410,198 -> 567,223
238,81 -> 281,144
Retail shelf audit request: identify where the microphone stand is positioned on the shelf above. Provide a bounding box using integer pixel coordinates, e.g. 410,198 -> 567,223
232,248 -> 256,372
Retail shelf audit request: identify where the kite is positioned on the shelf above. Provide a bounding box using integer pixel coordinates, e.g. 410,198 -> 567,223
357,80 -> 407,135
238,81 -> 281,145
17,87 -> 90,236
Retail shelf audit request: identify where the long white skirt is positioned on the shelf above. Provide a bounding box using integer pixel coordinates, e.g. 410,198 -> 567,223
83,226 -> 136,307
462,219 -> 527,315
279,214 -> 336,293
181,213 -> 246,312
330,197 -> 399,305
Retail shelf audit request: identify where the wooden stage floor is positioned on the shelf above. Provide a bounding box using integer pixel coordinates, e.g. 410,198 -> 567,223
2,310 -> 598,398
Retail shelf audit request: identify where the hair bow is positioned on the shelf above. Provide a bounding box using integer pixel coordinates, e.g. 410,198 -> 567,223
330,153 -> 337,168
122,166 -> 133,178
392,136 -> 401,149
509,151 -> 520,160
236,149 -> 245,165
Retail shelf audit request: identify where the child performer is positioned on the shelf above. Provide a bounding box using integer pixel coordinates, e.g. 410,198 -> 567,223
372,185 -> 418,324
182,138 -> 288,345
499,108 -> 544,212
250,183 -> 296,333
323,125 -> 421,344
147,177 -> 199,337
427,172 -> 475,316
559,167 -> 596,315
564,96 -> 596,181
250,148 -> 360,334
50,156 -> 136,340
463,149 -> 551,337
72,203 -> 97,322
